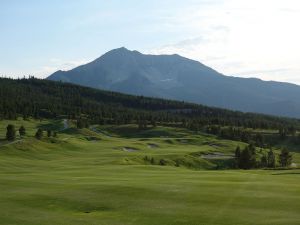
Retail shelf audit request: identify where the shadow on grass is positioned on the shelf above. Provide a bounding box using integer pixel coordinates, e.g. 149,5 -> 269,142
102,125 -> 187,139
272,172 -> 300,175
37,120 -> 64,131
60,128 -> 80,135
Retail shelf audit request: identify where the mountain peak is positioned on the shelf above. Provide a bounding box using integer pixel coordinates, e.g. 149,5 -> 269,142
102,47 -> 142,58
114,46 -> 129,51
110,47 -> 135,53
47,48 -> 300,118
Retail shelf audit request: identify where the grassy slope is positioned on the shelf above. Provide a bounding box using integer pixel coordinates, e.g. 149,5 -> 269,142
0,119 -> 300,225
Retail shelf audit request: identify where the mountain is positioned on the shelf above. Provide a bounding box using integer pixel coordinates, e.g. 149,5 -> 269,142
48,47 -> 300,118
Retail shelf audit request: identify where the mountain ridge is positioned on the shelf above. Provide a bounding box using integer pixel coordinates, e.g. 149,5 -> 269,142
48,47 -> 300,118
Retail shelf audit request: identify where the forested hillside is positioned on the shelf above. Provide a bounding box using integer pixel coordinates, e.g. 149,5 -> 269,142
1,77 -> 299,132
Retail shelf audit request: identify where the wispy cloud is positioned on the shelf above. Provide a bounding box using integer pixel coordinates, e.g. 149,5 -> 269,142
148,0 -> 300,84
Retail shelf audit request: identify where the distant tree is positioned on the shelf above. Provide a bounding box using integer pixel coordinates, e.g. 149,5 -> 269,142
76,119 -> 84,129
143,155 -> 149,162
19,125 -> 26,136
288,126 -> 296,136
239,148 -> 251,169
84,120 -> 90,128
260,154 -> 268,168
159,159 -> 166,166
279,148 -> 292,167
267,149 -> 276,168
255,133 -> 264,147
248,143 -> 256,155
239,144 -> 256,169
77,118 -> 88,129
241,130 -> 251,143
138,119 -> 147,130
235,146 -> 241,168
151,119 -> 157,127
297,134 -> 300,144
150,157 -> 155,165
35,128 -> 43,140
6,124 -> 16,141
279,127 -> 287,139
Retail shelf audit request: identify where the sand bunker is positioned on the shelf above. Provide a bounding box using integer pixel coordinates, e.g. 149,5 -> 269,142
201,152 -> 234,159
147,143 -> 159,149
122,147 -> 139,152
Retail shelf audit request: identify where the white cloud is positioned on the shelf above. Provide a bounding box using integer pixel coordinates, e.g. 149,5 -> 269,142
148,0 -> 300,84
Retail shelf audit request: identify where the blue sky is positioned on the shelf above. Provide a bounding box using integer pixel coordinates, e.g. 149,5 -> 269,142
1,0 -> 300,84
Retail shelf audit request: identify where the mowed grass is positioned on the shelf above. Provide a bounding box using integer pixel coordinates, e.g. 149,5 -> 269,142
0,120 -> 300,225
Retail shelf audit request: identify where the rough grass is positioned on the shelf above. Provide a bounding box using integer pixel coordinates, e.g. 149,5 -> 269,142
0,119 -> 300,225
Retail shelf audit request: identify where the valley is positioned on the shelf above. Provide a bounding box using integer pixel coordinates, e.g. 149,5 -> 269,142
0,118 -> 300,225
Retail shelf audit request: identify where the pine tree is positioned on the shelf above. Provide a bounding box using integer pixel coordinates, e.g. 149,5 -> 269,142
235,146 -> 241,168
35,128 -> 43,140
267,149 -> 276,168
279,148 -> 292,167
6,124 -> 16,141
279,127 -> 287,139
239,145 -> 256,169
77,118 -> 87,129
260,154 -> 268,168
150,157 -> 155,165
255,133 -> 264,147
151,119 -> 157,127
19,125 -> 26,136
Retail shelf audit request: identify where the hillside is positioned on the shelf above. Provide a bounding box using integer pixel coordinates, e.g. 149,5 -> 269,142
48,47 -> 300,118
1,77 -> 300,131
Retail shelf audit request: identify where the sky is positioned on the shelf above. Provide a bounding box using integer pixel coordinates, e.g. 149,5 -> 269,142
1,0 -> 300,84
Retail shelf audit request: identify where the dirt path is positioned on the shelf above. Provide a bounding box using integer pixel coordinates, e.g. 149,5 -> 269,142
62,119 -> 69,130
58,119 -> 69,132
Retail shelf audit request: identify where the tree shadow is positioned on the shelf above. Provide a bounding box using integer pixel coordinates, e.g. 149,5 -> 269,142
272,172 -> 300,175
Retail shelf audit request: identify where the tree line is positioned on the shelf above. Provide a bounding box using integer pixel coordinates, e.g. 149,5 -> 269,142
204,125 -> 300,149
4,124 -> 57,141
235,144 -> 293,169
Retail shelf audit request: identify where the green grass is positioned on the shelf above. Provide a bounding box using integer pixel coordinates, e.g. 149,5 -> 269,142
0,119 -> 300,225
0,118 -> 64,138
